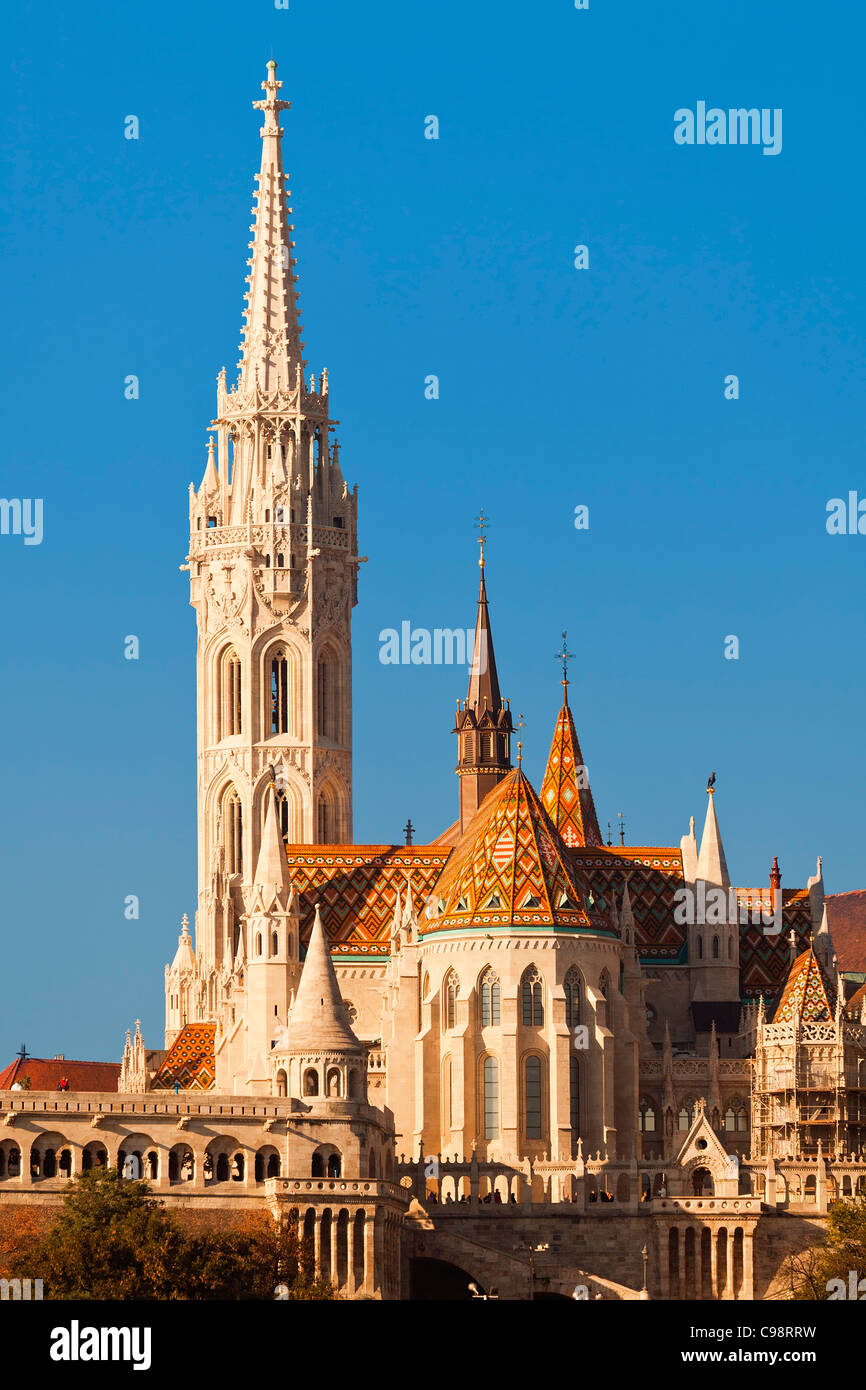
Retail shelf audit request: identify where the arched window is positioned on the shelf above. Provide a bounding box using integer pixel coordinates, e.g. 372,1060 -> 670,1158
697,935 -> 703,959
728,934 -> 733,959
569,1057 -> 580,1146
712,935 -> 720,959
524,1056 -> 543,1140
639,1097 -> 656,1133
678,1098 -> 695,1132
255,933 -> 262,957
724,1098 -> 747,1133
317,647 -> 339,742
270,648 -> 290,735
483,1057 -> 499,1139
444,971 -> 459,1030
599,969 -> 610,1002
271,931 -> 278,956
564,967 -> 582,1028
327,1152 -> 341,1179
521,965 -> 544,1027
224,789 -> 243,875
480,968 -> 500,1027
303,1069 -> 319,1097
276,1069 -> 287,1098
218,647 -> 242,737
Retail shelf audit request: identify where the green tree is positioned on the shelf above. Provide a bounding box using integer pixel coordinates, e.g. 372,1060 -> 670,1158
12,1168 -> 335,1301
782,1196 -> 866,1300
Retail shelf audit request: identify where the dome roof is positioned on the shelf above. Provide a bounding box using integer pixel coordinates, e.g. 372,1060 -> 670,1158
423,767 -> 609,934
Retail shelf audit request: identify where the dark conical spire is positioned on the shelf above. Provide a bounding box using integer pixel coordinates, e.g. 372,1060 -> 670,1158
453,528 -> 512,834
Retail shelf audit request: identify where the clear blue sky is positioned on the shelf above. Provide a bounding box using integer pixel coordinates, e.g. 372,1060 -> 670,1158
1,0 -> 864,1061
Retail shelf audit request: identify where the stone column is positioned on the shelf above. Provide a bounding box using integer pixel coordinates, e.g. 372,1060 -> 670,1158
313,1213 -> 322,1277
346,1217 -> 355,1297
677,1227 -> 686,1299
726,1228 -> 734,1300
710,1226 -> 719,1298
743,1229 -> 754,1300
364,1210 -> 376,1296
657,1225 -> 670,1300
330,1211 -> 339,1286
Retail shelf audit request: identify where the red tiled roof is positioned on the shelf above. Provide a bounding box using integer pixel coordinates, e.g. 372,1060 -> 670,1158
826,891 -> 866,972
0,1056 -> 121,1092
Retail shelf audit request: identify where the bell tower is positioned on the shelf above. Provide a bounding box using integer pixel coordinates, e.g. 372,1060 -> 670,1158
453,526 -> 513,833
185,61 -> 360,993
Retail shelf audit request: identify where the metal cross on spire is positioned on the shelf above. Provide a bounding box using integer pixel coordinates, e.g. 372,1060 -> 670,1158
474,511 -> 489,569
554,630 -> 575,688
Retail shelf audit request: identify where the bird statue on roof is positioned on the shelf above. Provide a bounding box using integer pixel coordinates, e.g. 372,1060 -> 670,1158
707,772 -> 716,792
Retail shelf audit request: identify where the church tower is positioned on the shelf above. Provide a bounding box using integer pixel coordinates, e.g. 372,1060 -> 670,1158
453,536 -> 513,833
185,61 -> 360,995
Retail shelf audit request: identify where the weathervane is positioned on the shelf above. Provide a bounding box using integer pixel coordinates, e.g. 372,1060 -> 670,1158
554,630 -> 574,686
474,511 -> 489,569
618,811 -> 625,846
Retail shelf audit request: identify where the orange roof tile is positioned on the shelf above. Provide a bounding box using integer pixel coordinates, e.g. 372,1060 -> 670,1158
772,947 -> 836,1023
424,767 -> 606,933
152,1023 -> 216,1091
540,693 -> 603,848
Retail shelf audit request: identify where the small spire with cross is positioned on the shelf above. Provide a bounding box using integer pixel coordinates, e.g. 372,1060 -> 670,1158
618,812 -> 625,846
474,511 -> 489,569
554,630 -> 575,692
403,818 -> 415,847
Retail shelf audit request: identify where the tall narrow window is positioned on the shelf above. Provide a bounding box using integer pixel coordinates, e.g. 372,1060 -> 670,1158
317,789 -> 336,843
317,649 -> 339,741
712,935 -> 720,959
444,971 -> 459,1030
483,1057 -> 499,1139
525,1056 -> 543,1140
564,967 -> 582,1028
275,788 -> 290,839
521,965 -> 544,1027
480,968 -> 500,1027
443,1056 -> 452,1131
270,649 -> 289,735
225,790 -> 243,875
219,648 -> 242,738
569,1057 -> 580,1144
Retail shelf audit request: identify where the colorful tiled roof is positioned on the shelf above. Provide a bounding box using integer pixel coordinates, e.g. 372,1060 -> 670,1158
739,889 -> 814,998
540,691 -> 603,848
0,1056 -> 121,1092
285,845 -> 450,955
571,846 -> 686,959
771,947 -> 836,1023
152,1023 -> 216,1091
423,768 -> 606,933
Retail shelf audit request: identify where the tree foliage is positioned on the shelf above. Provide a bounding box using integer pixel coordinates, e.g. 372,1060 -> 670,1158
11,1168 -> 335,1301
781,1197 -> 866,1300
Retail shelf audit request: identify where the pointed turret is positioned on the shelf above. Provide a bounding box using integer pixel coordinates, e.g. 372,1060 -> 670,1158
696,785 -> 730,888
170,914 -> 197,975
772,943 -> 836,1024
453,535 -> 513,833
539,671 -> 602,849
282,904 -> 360,1050
253,781 -> 293,903
199,436 -> 219,494
238,60 -> 304,394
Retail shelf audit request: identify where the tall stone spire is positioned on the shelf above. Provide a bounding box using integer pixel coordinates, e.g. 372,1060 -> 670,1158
696,785 -> 730,888
281,905 -> 361,1050
252,781 -> 293,903
540,660 -> 602,849
239,59 -> 304,394
453,533 -> 513,833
